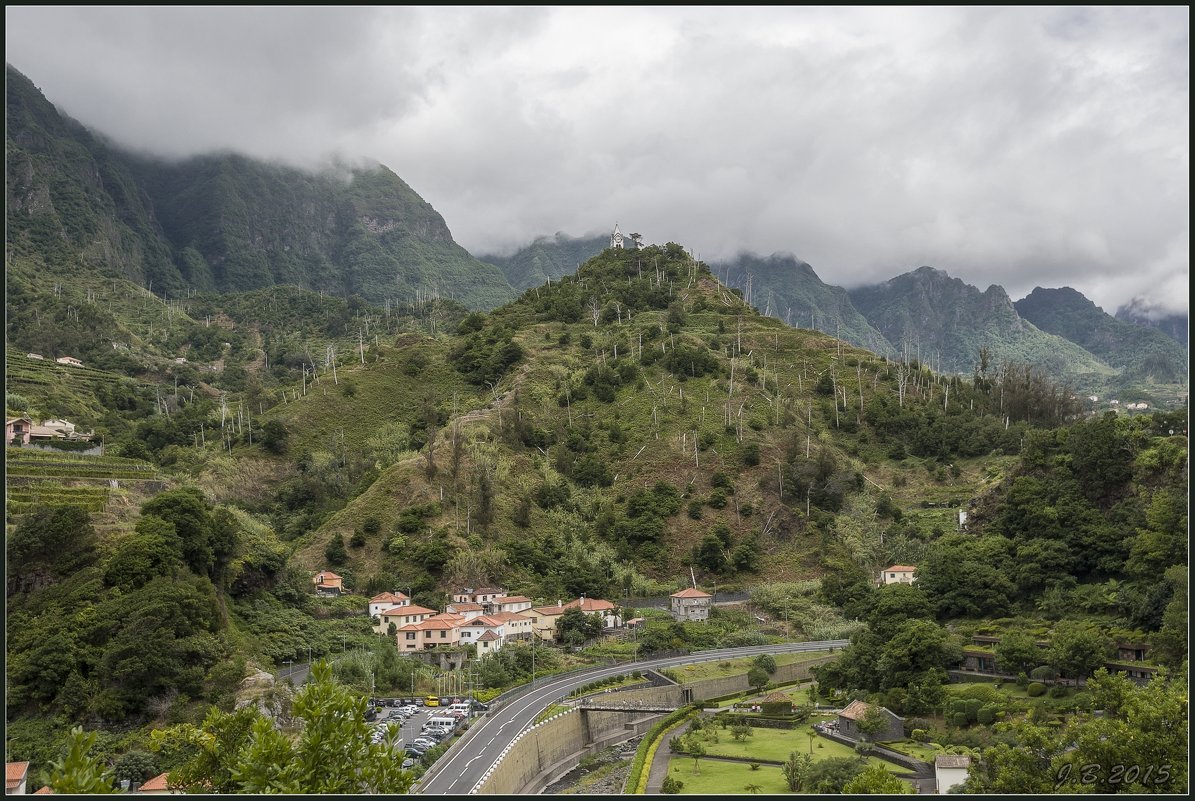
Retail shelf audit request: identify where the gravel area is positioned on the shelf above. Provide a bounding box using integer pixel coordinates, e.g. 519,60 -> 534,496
543,738 -> 642,795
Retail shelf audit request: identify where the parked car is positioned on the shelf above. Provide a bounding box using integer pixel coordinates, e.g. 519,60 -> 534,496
415,698 -> 426,706
401,758 -> 415,769
471,700 -> 490,712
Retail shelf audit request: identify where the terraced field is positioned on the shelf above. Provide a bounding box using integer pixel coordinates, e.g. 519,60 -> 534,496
4,448 -> 163,522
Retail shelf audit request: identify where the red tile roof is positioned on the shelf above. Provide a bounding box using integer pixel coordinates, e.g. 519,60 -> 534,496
371,592 -> 408,603
313,571 -> 342,580
381,604 -> 437,617
670,588 -> 711,598
138,772 -> 171,792
884,565 -> 917,573
487,611 -> 531,623
6,762 -> 30,790
34,786 -> 54,794
498,595 -> 532,604
477,630 -> 500,641
448,602 -> 484,611
563,597 -> 616,612
531,605 -> 565,616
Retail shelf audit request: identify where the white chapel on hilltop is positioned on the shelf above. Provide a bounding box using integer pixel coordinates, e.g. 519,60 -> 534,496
611,223 -> 624,249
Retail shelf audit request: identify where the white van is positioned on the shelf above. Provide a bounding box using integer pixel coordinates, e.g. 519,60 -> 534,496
424,715 -> 457,731
448,703 -> 471,716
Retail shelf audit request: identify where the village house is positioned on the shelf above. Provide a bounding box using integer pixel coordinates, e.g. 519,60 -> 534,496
493,595 -> 533,614
879,565 -> 917,585
5,417 -> 32,446
397,612 -> 465,651
451,587 -> 508,613
368,591 -> 410,618
311,571 -> 344,595
55,356 -> 83,367
444,601 -> 486,619
527,596 -> 621,641
6,762 -> 29,795
458,615 -> 507,653
376,604 -> 437,634
670,587 -> 712,622
836,700 -> 904,742
134,773 -> 176,794
934,755 -> 972,794
485,610 -> 534,641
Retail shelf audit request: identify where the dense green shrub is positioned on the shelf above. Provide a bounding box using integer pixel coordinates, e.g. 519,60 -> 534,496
1026,682 -> 1047,697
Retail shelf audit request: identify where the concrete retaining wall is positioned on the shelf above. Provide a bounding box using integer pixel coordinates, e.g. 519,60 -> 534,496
474,708 -> 661,795
685,654 -> 835,701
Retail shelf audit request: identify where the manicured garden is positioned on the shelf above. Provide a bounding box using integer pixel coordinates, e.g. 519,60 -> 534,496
668,651 -> 830,684
680,722 -> 907,773
665,758 -> 789,794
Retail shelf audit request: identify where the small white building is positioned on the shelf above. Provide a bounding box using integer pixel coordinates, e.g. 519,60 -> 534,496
6,762 -> 29,795
368,591 -> 410,618
934,755 -> 971,794
55,356 -> 84,367
880,565 -> 917,585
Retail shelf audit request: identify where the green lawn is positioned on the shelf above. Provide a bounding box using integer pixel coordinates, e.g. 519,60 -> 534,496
692,725 -> 905,773
667,758 -> 789,794
948,681 -> 1032,699
882,739 -> 945,762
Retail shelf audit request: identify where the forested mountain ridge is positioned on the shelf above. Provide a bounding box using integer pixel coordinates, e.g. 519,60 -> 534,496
5,64 -> 515,309
1015,287 -> 1188,384
845,266 -> 1111,383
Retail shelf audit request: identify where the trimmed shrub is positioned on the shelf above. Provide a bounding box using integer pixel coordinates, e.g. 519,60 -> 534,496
1026,682 -> 1047,698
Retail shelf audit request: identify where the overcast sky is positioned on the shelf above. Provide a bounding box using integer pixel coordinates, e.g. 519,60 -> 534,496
6,6 -> 1189,316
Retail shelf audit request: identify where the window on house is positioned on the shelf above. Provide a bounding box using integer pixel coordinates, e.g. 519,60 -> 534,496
440,631 -> 447,638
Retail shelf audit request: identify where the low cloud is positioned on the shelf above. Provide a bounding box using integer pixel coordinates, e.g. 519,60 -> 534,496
6,6 -> 1187,314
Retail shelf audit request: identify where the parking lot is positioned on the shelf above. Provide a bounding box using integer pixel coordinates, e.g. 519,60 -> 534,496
366,697 -> 485,769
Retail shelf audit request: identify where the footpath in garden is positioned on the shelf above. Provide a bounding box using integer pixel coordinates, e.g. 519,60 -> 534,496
644,715 -> 708,793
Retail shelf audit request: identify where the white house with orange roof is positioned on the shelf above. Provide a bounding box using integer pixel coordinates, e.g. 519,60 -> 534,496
670,587 -> 712,622
458,615 -> 506,651
494,595 -> 533,614
376,604 -> 437,634
486,610 -> 534,641
444,601 -> 486,619
880,565 -> 917,585
6,762 -> 29,795
368,591 -> 410,618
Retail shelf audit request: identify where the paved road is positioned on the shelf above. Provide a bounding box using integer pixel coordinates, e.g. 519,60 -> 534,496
417,640 -> 847,795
